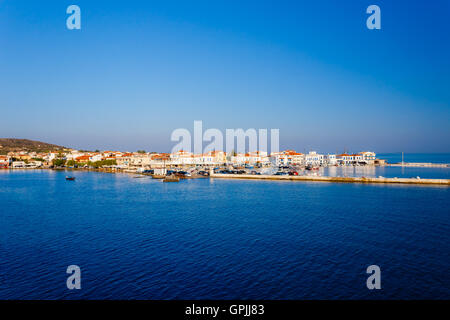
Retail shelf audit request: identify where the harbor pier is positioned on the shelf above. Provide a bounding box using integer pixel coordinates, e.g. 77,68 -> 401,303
210,172 -> 450,185
388,162 -> 449,168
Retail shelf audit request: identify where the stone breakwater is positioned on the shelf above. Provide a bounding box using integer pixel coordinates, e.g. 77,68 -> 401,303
388,163 -> 449,168
210,173 -> 450,185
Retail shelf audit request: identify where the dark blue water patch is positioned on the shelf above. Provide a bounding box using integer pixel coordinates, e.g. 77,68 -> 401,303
0,170 -> 449,299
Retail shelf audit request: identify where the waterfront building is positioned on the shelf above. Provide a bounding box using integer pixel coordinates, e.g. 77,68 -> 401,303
325,154 -> 337,165
270,150 -> 304,166
170,150 -> 194,165
128,153 -> 153,168
229,151 -> 267,166
45,152 -> 60,162
66,151 -> 85,161
116,153 -> 133,168
75,155 -> 91,163
200,150 -> 227,166
149,153 -> 170,168
304,151 -> 325,166
12,161 -> 26,168
359,151 -> 376,164
248,151 -> 270,165
29,160 -> 42,168
89,153 -> 104,162
103,155 -> 117,161
352,154 -> 363,163
336,152 -> 376,165
230,153 -> 250,165
11,160 -> 41,168
102,151 -> 123,158
336,154 -> 353,165
0,155 -> 10,168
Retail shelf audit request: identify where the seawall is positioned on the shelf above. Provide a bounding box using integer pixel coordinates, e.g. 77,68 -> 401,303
387,163 -> 449,168
210,173 -> 450,185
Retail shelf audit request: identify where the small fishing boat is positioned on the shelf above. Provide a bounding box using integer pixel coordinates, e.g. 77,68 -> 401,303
175,171 -> 191,179
66,176 -> 75,181
163,175 -> 180,182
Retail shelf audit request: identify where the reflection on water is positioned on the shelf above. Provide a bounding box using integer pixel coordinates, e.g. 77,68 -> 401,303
322,166 -> 376,178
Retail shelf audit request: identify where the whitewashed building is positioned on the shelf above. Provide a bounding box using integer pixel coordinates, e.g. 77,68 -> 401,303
170,150 -> 194,165
304,151 -> 325,166
270,150 -> 304,166
230,153 -> 249,165
325,154 -> 337,165
359,151 -> 376,164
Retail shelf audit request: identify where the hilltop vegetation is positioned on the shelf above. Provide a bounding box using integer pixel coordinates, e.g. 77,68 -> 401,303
0,138 -> 67,155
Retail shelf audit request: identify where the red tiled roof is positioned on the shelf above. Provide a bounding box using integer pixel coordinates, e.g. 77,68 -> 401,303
75,155 -> 90,161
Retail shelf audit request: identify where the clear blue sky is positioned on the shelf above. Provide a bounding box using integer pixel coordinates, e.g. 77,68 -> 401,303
1,0 -> 449,153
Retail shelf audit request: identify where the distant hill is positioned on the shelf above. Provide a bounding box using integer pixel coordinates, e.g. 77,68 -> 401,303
0,138 -> 67,154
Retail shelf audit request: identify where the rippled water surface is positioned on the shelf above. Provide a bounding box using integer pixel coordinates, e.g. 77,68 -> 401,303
0,170 -> 449,299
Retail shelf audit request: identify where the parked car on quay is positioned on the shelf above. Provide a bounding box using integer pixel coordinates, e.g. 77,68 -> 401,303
177,171 -> 191,177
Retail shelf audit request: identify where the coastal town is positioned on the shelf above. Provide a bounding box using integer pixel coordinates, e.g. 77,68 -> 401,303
2,142 -> 448,185
0,149 -> 383,172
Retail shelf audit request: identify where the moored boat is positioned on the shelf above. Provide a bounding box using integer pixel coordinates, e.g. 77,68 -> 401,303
163,175 -> 180,182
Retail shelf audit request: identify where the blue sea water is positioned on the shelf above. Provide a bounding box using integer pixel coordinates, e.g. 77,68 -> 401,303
0,169 -> 449,300
319,165 -> 450,179
377,153 -> 450,164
